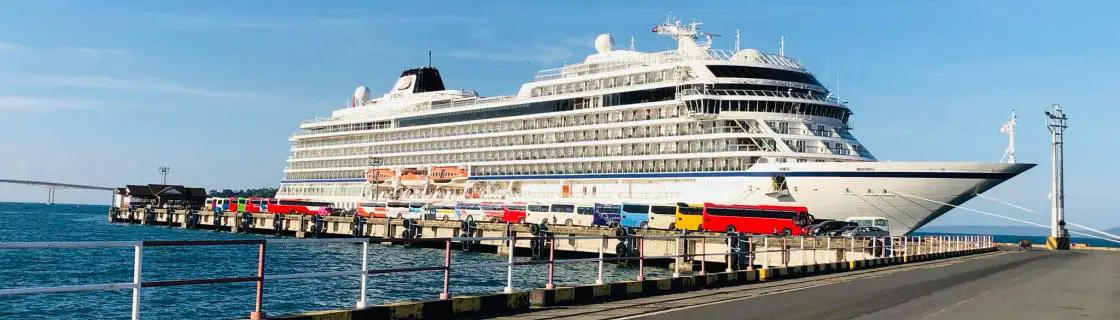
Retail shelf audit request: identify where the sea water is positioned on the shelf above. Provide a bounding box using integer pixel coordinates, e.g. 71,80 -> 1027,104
0,203 -> 667,319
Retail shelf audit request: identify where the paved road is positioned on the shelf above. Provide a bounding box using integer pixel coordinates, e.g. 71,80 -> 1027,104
497,249 -> 1120,320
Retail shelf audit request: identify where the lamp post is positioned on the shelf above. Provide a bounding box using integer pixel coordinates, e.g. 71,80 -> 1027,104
158,166 -> 170,184
1044,104 -> 1069,250
368,157 -> 382,200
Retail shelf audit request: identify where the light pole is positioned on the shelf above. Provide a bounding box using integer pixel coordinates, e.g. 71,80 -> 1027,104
158,166 -> 170,185
1044,104 -> 1069,250
368,157 -> 382,200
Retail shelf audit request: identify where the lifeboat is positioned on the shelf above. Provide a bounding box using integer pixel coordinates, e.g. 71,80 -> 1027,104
365,168 -> 398,186
430,166 -> 469,188
399,168 -> 428,188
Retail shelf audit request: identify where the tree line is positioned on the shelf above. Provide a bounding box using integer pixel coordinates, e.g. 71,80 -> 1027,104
207,188 -> 278,198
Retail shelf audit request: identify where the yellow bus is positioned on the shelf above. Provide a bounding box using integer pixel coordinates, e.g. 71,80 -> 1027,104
675,203 -> 704,231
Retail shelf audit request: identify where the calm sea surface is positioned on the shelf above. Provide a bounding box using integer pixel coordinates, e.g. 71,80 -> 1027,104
0,203 -> 668,319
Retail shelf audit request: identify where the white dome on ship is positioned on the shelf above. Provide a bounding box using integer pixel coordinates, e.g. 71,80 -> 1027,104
594,33 -> 614,54
732,48 -> 763,62
353,85 -> 371,102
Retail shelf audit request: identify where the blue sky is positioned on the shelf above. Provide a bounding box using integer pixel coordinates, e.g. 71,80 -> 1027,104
0,1 -> 1116,230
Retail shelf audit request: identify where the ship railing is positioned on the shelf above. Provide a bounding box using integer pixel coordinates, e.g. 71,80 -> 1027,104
0,234 -> 993,319
533,49 -> 805,82
679,88 -> 841,104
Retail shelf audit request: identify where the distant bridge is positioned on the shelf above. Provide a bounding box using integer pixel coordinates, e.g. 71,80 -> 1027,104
0,179 -> 115,204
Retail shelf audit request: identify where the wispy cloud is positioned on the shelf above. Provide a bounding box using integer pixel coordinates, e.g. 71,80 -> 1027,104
397,15 -> 485,24
0,41 -> 27,54
153,13 -> 485,30
0,96 -> 96,111
60,47 -> 130,59
450,45 -> 577,64
448,36 -> 593,64
17,75 -> 242,97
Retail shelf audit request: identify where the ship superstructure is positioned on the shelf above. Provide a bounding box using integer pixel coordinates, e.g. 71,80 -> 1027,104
278,17 -> 1033,235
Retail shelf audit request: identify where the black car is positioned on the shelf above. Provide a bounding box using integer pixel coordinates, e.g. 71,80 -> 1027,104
809,220 -> 857,236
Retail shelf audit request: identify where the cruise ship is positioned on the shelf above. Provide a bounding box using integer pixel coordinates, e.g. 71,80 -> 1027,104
278,18 -> 1034,235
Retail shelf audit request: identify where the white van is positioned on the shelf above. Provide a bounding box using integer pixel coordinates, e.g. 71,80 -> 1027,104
647,203 -> 679,230
549,203 -> 577,226
525,203 -> 552,225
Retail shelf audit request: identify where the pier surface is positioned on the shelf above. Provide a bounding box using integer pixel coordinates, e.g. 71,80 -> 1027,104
497,249 -> 1119,320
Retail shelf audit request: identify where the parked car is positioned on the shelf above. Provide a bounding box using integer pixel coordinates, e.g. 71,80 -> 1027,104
809,220 -> 857,236
840,226 -> 890,237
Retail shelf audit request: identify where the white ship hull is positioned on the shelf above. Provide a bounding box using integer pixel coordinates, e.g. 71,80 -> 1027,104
281,161 -> 1033,235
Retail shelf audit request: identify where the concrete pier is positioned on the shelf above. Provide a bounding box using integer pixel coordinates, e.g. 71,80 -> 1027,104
108,208 -> 908,266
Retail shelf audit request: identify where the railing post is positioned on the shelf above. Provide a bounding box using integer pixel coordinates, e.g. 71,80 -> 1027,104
637,236 -> 645,281
546,236 -> 556,289
799,237 -> 805,265
250,242 -> 266,320
131,244 -> 142,320
441,239 -> 451,299
848,236 -> 855,262
747,236 -> 755,271
504,235 -> 515,293
672,235 -> 681,278
596,235 -> 605,285
725,235 -> 733,273
762,236 -> 770,269
357,240 -> 369,308
699,236 -> 707,275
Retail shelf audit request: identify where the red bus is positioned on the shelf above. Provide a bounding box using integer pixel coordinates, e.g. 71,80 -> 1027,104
480,202 -> 505,222
356,201 -> 387,218
502,202 -> 527,223
700,203 -> 813,235
245,197 -> 270,213
267,199 -> 333,216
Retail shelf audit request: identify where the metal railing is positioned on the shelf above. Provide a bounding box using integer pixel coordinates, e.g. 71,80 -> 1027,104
684,88 -> 841,104
0,234 -> 993,319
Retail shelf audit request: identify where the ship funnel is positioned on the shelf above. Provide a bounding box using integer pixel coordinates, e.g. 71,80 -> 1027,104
389,67 -> 446,95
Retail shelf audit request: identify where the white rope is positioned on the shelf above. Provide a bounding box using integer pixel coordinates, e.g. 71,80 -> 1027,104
889,190 -> 1120,245
975,193 -> 1120,241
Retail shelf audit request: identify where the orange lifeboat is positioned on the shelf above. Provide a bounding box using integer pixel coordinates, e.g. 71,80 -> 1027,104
365,168 -> 397,184
430,166 -> 469,187
399,168 -> 428,188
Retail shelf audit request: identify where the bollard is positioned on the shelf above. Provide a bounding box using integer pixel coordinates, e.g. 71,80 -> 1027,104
596,235 -> 606,285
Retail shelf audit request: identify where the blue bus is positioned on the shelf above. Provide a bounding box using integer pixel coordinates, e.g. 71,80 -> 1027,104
620,202 -> 651,229
592,203 -> 621,227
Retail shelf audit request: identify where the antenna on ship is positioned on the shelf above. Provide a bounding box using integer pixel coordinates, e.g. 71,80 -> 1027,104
1000,110 -> 1018,163
629,36 -> 636,51
427,50 -> 432,67
779,35 -> 786,56
734,29 -> 741,51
